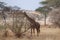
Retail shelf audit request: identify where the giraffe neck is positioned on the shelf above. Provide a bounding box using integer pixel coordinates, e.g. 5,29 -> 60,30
27,16 -> 35,23
24,13 -> 36,23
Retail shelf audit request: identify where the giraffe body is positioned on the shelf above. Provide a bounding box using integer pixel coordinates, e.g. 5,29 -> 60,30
23,12 -> 40,36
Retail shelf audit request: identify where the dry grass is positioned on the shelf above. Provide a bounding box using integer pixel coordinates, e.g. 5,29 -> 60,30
3,28 -> 15,37
0,27 -> 60,40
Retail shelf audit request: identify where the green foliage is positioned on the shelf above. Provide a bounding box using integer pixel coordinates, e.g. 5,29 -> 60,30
36,7 -> 44,13
36,0 -> 60,12
40,1 -> 48,5
36,0 -> 51,13
36,6 -> 52,14
41,0 -> 60,8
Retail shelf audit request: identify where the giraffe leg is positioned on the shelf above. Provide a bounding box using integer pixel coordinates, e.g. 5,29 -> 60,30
33,29 -> 35,36
31,28 -> 32,36
37,29 -> 40,36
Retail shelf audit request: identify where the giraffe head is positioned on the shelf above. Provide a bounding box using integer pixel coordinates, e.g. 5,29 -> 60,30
23,12 -> 27,15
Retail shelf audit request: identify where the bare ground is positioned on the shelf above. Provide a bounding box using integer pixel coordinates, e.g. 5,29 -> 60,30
0,27 -> 60,40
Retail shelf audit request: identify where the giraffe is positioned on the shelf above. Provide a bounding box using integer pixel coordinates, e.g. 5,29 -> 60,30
23,12 -> 40,36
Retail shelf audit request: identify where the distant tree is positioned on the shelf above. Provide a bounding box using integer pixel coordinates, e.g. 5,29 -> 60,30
0,2 -> 6,8
36,6 -> 52,26
0,2 -> 11,29
40,0 -> 60,8
49,8 -> 60,27
12,6 -> 20,10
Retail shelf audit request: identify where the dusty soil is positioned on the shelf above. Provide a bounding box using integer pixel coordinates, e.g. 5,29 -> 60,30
0,27 -> 60,40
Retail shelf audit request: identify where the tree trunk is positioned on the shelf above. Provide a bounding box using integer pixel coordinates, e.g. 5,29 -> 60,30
44,13 -> 46,26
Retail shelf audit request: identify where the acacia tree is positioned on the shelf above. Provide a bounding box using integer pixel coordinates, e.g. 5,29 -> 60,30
0,2 -> 10,26
48,0 -> 60,8
39,0 -> 60,27
35,0 -> 60,26
40,0 -> 60,8
3,7 -> 11,29
36,6 -> 51,26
